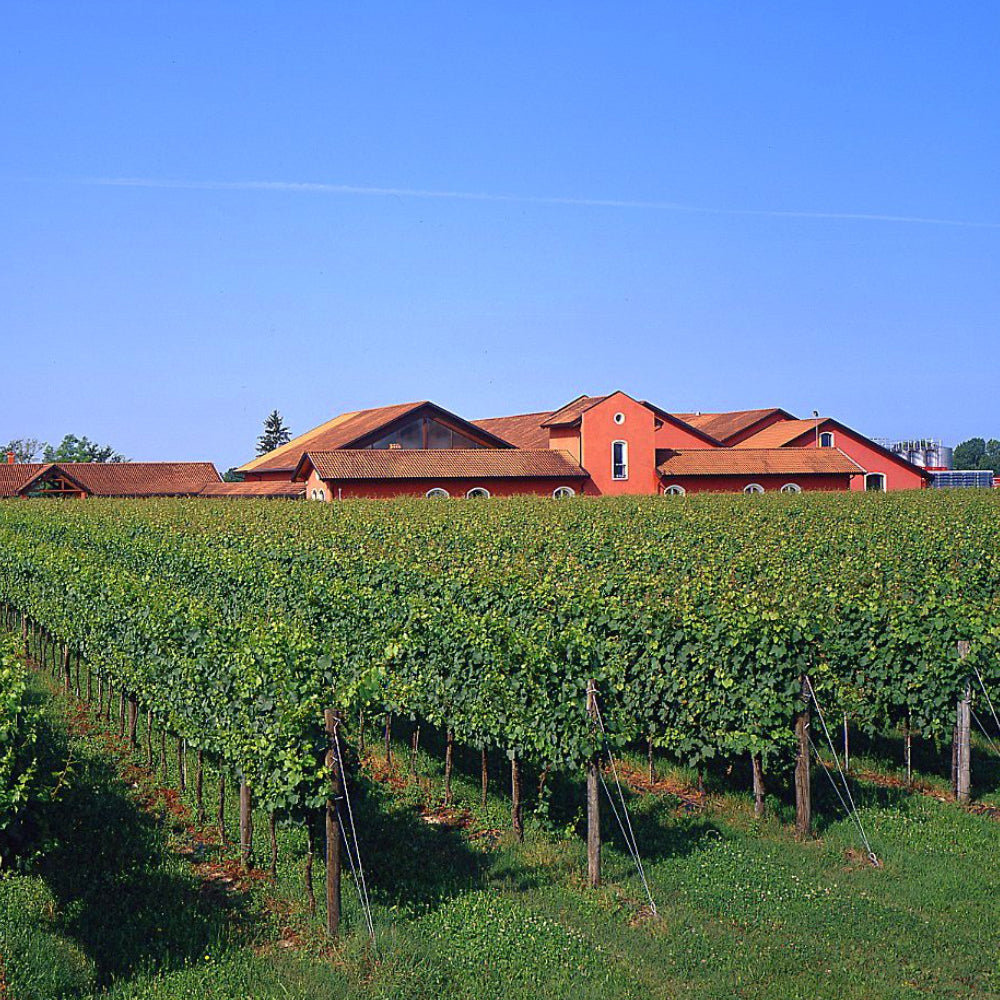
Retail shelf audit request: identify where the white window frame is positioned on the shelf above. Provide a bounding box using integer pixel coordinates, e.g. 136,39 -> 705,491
780,483 -> 802,494
864,473 -> 886,492
465,487 -> 491,499
663,484 -> 686,496
552,485 -> 576,499
612,440 -> 629,481
425,487 -> 450,499
317,489 -> 326,501
310,489 -> 317,500
819,431 -> 835,448
613,412 -> 626,425
744,483 -> 765,495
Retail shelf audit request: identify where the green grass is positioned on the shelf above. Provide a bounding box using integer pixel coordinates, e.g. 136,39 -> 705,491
3,668 -> 1000,999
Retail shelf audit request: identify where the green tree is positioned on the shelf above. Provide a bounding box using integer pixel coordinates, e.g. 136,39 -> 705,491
256,411 -> 292,455
953,437 -> 1000,472
223,468 -> 246,483
42,435 -> 126,463
0,439 -> 45,463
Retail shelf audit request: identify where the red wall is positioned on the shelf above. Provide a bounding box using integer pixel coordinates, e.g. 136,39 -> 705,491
580,393 -> 660,495
659,474 -> 853,494
787,422 -> 926,491
307,470 -> 592,500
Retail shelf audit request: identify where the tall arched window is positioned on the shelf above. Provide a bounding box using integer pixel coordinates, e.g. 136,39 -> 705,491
819,431 -> 835,448
612,440 -> 628,480
865,473 -> 886,492
425,487 -> 450,499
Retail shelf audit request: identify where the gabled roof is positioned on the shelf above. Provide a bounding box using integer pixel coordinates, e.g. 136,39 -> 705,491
62,462 -> 221,496
0,462 -> 221,497
239,401 -> 514,473
657,448 -> 863,477
541,395 -> 609,428
0,463 -> 59,497
472,411 -> 553,450
296,449 -> 588,481
673,408 -> 793,444
199,480 -> 305,498
734,419 -> 823,448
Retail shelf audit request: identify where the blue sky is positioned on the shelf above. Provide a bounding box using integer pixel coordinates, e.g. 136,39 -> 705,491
2,3 -> 998,468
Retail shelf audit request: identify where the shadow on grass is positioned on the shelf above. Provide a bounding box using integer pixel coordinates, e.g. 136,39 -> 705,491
24,691 -> 240,987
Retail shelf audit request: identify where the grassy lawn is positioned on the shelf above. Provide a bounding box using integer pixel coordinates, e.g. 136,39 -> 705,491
2,670 -> 999,1000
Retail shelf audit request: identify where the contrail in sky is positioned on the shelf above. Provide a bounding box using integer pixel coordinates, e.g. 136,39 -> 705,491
52,175 -> 1000,229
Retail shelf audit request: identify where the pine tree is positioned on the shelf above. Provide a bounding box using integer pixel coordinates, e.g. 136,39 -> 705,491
256,410 -> 292,455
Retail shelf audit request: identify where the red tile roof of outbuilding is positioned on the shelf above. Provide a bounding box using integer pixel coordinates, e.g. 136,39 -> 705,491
63,462 -> 221,496
657,448 -> 863,476
199,480 -> 305,498
298,449 -> 588,481
0,464 -> 53,496
673,409 -> 791,444
0,462 -> 220,497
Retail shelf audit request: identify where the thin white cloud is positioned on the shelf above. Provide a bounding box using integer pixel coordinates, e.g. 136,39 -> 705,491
54,176 -> 1000,229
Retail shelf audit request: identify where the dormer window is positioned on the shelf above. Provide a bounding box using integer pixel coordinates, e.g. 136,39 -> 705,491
612,440 -> 628,480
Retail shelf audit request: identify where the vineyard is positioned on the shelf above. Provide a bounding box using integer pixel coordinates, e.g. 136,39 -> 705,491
1,491 -> 1000,990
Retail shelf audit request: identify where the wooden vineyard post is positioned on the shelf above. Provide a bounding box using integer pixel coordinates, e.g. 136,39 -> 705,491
383,713 -> 392,766
240,777 -> 253,870
510,755 -> 524,842
481,747 -> 489,808
118,690 -> 126,736
146,712 -> 153,768
86,659 -> 92,703
304,820 -> 317,916
647,735 -> 655,785
269,813 -> 278,877
21,613 -> 27,658
409,725 -> 420,778
127,694 -> 138,750
444,729 -> 455,806
177,739 -> 187,791
357,709 -> 366,758
751,753 -> 766,819
218,772 -> 227,844
196,750 -> 205,824
324,708 -> 343,939
904,716 -> 913,787
586,679 -> 601,889
794,676 -> 812,838
843,714 -> 850,772
62,645 -> 71,693
956,641 -> 972,805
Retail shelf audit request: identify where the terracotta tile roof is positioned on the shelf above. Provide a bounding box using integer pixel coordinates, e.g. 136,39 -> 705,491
673,408 -> 788,444
300,449 -> 588,481
240,401 -> 514,473
199,480 -> 305,498
657,448 -> 863,476
734,419 -> 823,448
0,462 -> 221,497
541,395 -> 608,428
63,462 -> 221,496
0,464 -> 52,496
472,411 -> 553,449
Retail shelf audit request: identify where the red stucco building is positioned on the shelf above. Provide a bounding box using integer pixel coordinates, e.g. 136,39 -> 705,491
238,392 -> 929,499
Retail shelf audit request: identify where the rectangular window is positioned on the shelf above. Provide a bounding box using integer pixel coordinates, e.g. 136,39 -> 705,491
612,440 -> 628,480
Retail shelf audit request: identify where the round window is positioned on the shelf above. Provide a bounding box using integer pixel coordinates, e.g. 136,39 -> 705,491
613,412 -> 625,425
